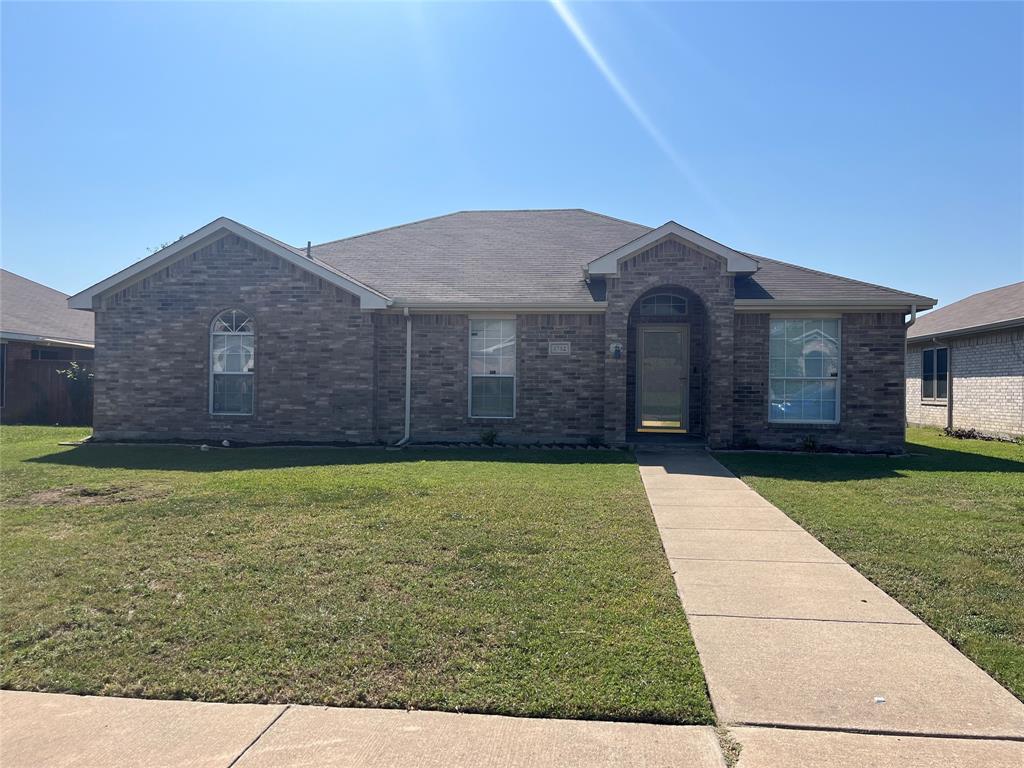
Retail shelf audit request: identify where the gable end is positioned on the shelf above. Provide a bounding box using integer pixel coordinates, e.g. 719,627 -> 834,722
68,217 -> 391,311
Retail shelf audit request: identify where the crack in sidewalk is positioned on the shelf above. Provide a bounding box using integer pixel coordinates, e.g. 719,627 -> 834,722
226,704 -> 291,767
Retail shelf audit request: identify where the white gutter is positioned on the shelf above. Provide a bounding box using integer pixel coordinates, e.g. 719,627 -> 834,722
736,299 -> 937,310
387,302 -> 607,313
0,332 -> 95,348
395,307 -> 413,446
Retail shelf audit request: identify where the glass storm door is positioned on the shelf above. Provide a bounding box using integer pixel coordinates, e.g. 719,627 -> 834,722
638,326 -> 689,432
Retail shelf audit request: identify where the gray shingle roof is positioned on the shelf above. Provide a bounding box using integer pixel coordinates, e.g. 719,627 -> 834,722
311,209 -> 649,305
735,256 -> 934,305
310,210 -> 931,307
1,270 -> 94,344
908,281 -> 1024,340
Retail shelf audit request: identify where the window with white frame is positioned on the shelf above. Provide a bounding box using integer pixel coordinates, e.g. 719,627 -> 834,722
210,309 -> 255,415
769,319 -> 840,423
638,293 -> 687,316
469,318 -> 515,418
921,347 -> 948,401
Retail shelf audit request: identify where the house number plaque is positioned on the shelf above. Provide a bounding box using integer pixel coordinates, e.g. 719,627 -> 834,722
548,342 -> 571,356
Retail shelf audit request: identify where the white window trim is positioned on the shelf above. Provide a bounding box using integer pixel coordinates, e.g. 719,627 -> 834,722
638,293 -> 688,317
920,346 -> 949,404
767,316 -> 842,426
209,311 -> 255,416
468,316 -> 517,420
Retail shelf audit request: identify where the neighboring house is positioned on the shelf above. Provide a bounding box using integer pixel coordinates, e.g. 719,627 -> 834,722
68,210 -> 935,452
906,281 -> 1024,439
1,270 -> 95,425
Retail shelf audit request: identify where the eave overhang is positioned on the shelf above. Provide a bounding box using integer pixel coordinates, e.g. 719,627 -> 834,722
0,331 -> 95,348
735,297 -> 937,312
386,301 -> 607,313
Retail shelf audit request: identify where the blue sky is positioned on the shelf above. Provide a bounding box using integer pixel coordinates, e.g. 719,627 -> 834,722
2,1 -> 1021,309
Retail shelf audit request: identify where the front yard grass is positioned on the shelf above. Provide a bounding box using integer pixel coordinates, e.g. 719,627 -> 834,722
715,427 -> 1024,702
0,426 -> 713,724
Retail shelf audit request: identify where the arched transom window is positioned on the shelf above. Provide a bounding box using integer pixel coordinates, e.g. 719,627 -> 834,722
638,293 -> 687,316
210,309 -> 255,415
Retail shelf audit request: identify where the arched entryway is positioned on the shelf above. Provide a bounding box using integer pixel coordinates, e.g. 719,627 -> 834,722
626,286 -> 709,439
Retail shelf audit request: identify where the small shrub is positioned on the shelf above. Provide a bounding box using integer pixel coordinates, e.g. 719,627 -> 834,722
480,428 -> 498,446
801,434 -> 819,453
943,427 -> 990,441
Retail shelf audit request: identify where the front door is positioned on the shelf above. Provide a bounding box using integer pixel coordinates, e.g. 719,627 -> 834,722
637,325 -> 689,432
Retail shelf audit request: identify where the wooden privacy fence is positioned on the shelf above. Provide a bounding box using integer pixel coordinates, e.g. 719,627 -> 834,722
2,360 -> 93,426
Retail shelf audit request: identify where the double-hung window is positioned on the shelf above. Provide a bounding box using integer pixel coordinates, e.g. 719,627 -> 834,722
469,318 -> 515,418
210,309 -> 255,415
769,319 -> 841,423
921,348 -> 948,402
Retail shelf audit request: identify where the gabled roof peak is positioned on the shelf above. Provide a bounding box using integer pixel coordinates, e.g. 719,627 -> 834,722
68,217 -> 391,311
586,220 -> 760,276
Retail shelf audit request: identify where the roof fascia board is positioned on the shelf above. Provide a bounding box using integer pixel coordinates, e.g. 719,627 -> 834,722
907,316 -> 1024,342
68,218 -> 391,310
391,302 -> 607,313
0,331 -> 95,348
735,299 -> 937,312
586,221 -> 759,276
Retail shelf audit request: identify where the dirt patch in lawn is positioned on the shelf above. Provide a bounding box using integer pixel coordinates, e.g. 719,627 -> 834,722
14,485 -> 165,507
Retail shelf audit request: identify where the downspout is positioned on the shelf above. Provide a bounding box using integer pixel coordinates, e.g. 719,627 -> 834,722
395,307 -> 413,446
930,334 -> 953,432
904,305 -> 917,432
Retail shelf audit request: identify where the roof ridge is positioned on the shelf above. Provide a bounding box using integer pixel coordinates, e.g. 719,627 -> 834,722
311,211 -> 464,248
750,254 -> 934,302
1,268 -> 70,298
450,208 -> 653,228
572,209 -> 653,229
311,209 -> 652,249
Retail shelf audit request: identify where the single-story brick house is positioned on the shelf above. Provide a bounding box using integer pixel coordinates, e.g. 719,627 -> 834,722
906,281 -> 1023,439
68,210 -> 936,451
1,269 -> 95,425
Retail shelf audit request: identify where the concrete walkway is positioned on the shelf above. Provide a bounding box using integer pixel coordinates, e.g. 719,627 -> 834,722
0,690 -> 725,768
638,449 -> 1024,764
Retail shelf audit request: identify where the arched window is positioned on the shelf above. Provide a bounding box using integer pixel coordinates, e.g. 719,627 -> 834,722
210,309 -> 255,415
638,293 -> 687,316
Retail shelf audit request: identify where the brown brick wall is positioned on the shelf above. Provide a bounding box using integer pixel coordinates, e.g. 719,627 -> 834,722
374,312 -> 606,443
733,312 -> 907,452
603,238 -> 735,447
88,232 -> 911,451
93,234 -> 376,442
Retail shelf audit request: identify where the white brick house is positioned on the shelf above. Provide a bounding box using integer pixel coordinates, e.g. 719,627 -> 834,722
906,282 -> 1024,439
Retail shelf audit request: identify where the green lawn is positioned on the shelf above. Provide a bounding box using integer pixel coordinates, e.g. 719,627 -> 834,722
716,427 -> 1024,702
0,426 -> 712,724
